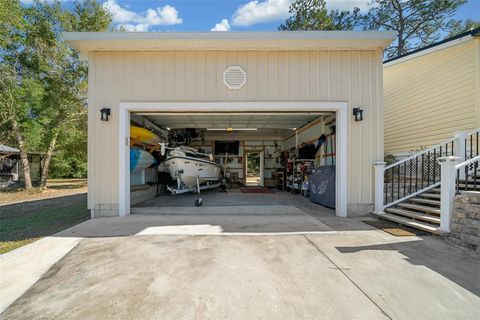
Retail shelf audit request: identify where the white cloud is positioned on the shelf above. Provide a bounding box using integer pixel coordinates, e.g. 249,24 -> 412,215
103,0 -> 182,31
326,0 -> 370,12
232,0 -> 292,27
103,0 -> 137,23
144,5 -> 183,26
121,23 -> 149,32
211,19 -> 231,31
229,0 -> 370,28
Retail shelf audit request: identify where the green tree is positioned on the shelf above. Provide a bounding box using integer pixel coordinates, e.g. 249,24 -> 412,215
363,0 -> 466,58
64,0 -> 112,32
0,0 -> 111,189
0,0 -> 36,188
49,114 -> 88,178
279,0 -> 361,31
446,18 -> 480,37
27,0 -> 111,188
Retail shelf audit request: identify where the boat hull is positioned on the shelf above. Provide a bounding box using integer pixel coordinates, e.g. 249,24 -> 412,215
162,156 -> 222,188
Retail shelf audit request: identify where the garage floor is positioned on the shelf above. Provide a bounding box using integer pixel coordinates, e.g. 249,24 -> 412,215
1,194 -> 479,319
134,189 -> 333,209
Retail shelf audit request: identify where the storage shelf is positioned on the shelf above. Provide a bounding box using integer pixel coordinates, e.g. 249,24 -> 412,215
288,159 -> 315,162
214,155 -> 242,158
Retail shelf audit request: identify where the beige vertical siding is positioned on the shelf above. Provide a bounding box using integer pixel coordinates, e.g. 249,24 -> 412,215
384,39 -> 479,155
88,49 -> 384,215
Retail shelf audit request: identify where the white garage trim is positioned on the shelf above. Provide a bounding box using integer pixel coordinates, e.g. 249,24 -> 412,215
119,102 -> 348,218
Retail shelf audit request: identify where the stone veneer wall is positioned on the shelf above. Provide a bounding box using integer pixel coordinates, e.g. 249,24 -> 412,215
450,191 -> 480,252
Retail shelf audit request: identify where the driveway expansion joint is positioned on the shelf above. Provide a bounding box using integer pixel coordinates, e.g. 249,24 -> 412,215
302,234 -> 393,320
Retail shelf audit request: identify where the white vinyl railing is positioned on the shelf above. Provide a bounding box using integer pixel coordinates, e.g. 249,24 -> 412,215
374,129 -> 480,233
373,137 -> 455,213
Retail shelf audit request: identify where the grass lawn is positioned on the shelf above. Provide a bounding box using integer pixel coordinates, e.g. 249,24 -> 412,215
0,200 -> 89,255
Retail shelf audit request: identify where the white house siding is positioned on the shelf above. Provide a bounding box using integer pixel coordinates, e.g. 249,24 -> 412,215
384,39 -> 480,155
88,49 -> 384,216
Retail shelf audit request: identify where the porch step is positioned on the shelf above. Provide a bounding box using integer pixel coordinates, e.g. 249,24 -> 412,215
385,208 -> 440,224
419,193 -> 441,199
396,203 -> 440,215
422,185 -> 478,193
373,212 -> 447,236
409,198 -> 441,206
457,183 -> 479,190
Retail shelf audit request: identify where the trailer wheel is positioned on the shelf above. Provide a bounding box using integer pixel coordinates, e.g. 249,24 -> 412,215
195,198 -> 203,207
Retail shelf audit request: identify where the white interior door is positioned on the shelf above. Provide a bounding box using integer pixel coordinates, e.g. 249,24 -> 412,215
260,151 -> 265,187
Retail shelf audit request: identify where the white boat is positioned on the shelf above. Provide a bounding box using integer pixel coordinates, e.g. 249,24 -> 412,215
159,145 -> 223,203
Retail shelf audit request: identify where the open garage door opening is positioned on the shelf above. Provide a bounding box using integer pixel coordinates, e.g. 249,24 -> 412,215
120,104 -> 346,216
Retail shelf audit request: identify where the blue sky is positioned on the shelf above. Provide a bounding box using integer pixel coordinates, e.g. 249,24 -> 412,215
22,0 -> 480,32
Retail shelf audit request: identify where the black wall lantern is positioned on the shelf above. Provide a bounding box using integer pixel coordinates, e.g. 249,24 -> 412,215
352,108 -> 364,122
100,107 -> 111,121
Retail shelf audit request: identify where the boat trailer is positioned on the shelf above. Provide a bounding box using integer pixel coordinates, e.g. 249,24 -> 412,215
167,176 -> 223,206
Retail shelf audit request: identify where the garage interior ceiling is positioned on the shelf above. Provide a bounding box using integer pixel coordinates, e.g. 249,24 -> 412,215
136,112 -> 333,136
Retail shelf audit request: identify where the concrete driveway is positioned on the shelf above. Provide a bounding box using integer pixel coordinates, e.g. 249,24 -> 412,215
1,204 -> 479,319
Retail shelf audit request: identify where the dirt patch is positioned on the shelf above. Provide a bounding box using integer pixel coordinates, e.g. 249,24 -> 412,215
0,179 -> 87,206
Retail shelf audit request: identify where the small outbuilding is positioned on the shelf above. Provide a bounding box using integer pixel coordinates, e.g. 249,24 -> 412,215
0,145 -> 43,187
0,145 -> 20,186
64,31 -> 395,218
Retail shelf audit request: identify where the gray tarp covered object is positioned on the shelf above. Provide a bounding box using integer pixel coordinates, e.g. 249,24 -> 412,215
309,165 -> 335,209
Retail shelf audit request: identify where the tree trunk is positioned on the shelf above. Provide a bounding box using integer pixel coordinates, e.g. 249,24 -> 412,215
397,37 -> 405,57
12,118 -> 33,189
39,132 -> 58,189
396,0 -> 405,57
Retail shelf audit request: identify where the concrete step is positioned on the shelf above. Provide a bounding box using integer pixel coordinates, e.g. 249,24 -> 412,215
430,188 -> 441,193
396,203 -> 440,215
385,208 -> 440,224
409,198 -> 441,206
373,212 -> 448,236
419,193 -> 441,199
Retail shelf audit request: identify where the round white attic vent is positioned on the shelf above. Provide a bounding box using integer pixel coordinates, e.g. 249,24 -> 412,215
223,66 -> 246,89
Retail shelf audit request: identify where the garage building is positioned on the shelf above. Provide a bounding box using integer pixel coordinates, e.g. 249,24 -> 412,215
64,31 -> 395,218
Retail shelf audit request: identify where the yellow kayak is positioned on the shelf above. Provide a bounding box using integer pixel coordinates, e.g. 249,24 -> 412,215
130,126 -> 161,146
